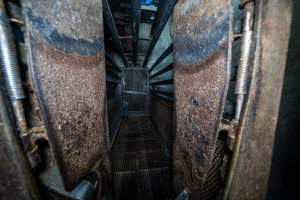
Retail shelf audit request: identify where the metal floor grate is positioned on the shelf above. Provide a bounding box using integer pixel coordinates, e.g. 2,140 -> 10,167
110,117 -> 172,200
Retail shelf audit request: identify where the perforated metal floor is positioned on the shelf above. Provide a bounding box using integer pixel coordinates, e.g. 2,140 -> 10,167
110,117 -> 172,200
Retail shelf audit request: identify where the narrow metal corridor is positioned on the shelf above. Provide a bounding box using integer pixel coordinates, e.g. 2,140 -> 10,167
104,0 -> 175,199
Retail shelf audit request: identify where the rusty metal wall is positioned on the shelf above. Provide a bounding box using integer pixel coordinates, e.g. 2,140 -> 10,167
224,0 -> 292,199
22,0 -> 110,190
172,0 -> 232,199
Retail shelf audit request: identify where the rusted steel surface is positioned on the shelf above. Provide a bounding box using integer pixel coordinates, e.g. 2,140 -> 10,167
225,0 -> 292,199
172,0 -> 231,198
23,0 -> 109,190
0,84 -> 40,200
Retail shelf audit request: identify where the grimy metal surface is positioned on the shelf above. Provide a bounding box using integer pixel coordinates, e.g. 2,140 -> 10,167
224,0 -> 292,199
0,84 -> 40,200
22,0 -> 109,190
172,0 -> 231,199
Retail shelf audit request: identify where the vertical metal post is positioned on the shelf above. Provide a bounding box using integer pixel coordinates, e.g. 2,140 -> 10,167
234,2 -> 254,120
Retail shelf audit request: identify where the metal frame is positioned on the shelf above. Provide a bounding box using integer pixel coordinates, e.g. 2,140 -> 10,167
142,0 -> 177,68
103,0 -> 129,67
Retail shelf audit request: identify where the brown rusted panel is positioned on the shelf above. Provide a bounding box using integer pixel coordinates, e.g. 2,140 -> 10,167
22,0 -> 109,190
173,0 -> 231,198
225,0 -> 292,199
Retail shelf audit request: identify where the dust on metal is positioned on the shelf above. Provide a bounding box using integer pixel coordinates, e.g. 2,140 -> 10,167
172,0 -> 232,199
23,0 -> 109,190
224,0 -> 293,199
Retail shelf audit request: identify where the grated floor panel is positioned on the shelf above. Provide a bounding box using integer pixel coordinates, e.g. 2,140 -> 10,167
110,117 -> 172,200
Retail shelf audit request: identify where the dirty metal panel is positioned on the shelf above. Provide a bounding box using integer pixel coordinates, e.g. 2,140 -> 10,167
225,1 -> 292,199
23,0 -> 109,190
173,0 -> 231,198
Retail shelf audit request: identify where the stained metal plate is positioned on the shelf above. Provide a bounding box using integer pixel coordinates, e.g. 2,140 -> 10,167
172,0 -> 232,198
23,0 -> 109,190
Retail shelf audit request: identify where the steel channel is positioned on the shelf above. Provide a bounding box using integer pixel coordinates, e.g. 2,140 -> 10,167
142,0 -> 177,68
150,78 -> 173,86
105,54 -> 122,72
150,63 -> 173,79
103,0 -> 129,67
148,43 -> 173,73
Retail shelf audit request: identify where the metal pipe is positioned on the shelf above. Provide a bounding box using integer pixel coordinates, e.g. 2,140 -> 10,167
0,2 -> 28,132
234,2 -> 254,120
70,172 -> 98,200
0,8 -> 25,101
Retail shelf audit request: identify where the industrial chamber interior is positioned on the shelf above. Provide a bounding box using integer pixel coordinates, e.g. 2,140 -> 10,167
0,0 -> 293,200
104,0 -> 176,199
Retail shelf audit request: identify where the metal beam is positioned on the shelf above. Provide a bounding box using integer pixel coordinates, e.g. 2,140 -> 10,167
105,54 -> 122,72
150,78 -> 173,85
151,93 -> 174,101
150,63 -> 173,79
103,0 -> 129,67
148,43 -> 173,73
150,0 -> 165,34
151,88 -> 173,97
142,0 -> 177,68
131,0 -> 141,66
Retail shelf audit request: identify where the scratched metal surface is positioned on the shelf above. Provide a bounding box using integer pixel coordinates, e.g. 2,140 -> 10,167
172,0 -> 231,199
22,0 -> 109,190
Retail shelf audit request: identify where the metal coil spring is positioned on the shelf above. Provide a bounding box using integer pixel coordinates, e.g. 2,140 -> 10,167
235,30 -> 253,95
0,11 -> 25,100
